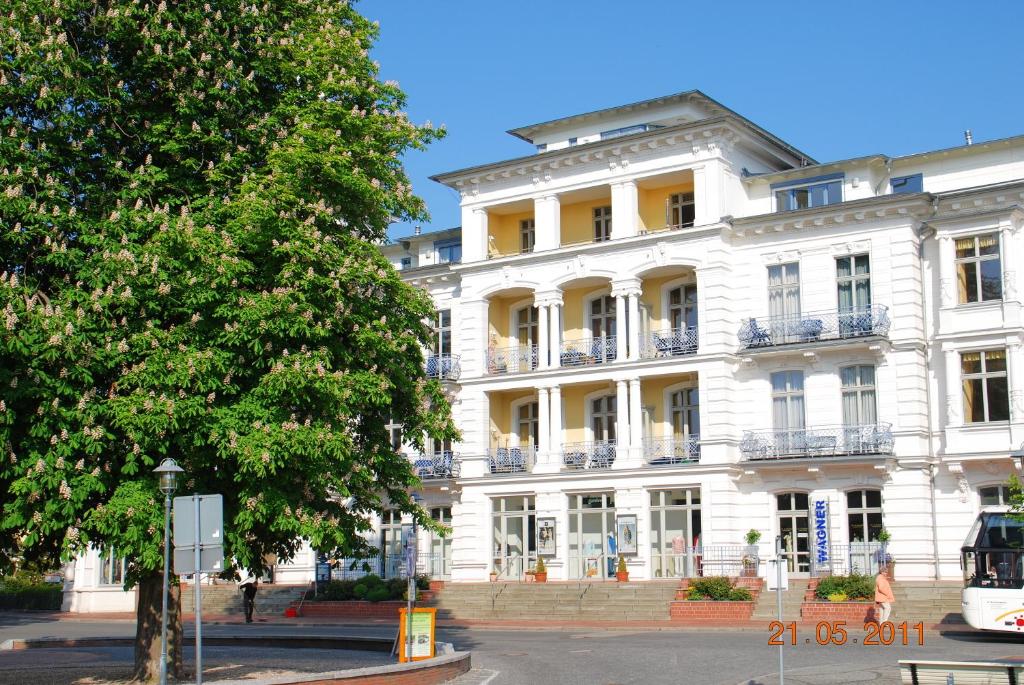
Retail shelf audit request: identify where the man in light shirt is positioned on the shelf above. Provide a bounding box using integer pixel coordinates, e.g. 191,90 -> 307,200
874,569 -> 895,623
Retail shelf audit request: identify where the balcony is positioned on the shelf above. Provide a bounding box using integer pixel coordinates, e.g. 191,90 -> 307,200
740,423 -> 894,461
425,354 -> 461,381
639,327 -> 698,359
413,451 -> 460,480
561,441 -> 616,470
487,445 -> 536,474
486,345 -> 538,375
642,435 -> 700,466
559,336 -> 616,367
737,305 -> 890,351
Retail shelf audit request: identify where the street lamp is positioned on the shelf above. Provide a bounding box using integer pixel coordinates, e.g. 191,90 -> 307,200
405,493 -> 421,663
154,458 -> 183,685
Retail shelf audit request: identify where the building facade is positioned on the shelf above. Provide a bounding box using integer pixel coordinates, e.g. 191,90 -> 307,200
65,90 -> 1024,610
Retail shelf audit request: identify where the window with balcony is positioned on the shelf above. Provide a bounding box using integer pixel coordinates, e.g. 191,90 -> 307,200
515,305 -> 538,348
980,485 -> 1011,507
847,489 -> 883,542
961,349 -> 1009,423
771,371 -> 805,448
772,173 -> 844,212
667,192 -> 695,228
956,233 -> 1002,304
433,309 -> 452,357
768,263 -> 801,327
435,238 -> 462,264
593,206 -> 612,242
836,255 -> 871,311
590,295 -> 616,339
519,218 -> 535,254
99,549 -> 125,586
670,387 -> 700,439
591,395 -> 617,443
517,401 -> 539,448
841,365 -> 877,426
668,284 -> 698,330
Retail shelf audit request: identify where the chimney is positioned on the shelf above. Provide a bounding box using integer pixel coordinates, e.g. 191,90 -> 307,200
414,225 -> 421,235
964,130 -> 973,146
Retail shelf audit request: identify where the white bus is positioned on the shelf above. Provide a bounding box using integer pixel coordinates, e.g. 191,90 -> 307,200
960,511 -> 1024,632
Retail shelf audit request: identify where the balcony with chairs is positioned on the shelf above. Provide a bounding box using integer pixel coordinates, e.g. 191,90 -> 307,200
561,441 -> 617,470
737,304 -> 890,351
487,445 -> 536,474
486,344 -> 538,375
425,354 -> 461,381
639,327 -> 698,359
740,423 -> 894,461
559,336 -> 617,367
642,435 -> 700,466
413,451 -> 460,480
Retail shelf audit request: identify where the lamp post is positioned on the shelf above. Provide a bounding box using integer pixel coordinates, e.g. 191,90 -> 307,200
405,493 -> 421,662
154,458 -> 183,685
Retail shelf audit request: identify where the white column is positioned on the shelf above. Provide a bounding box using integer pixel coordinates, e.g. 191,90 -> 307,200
1001,225 -> 1018,303
692,162 -> 724,226
629,378 -> 643,458
537,303 -> 549,369
549,385 -> 563,457
549,301 -> 562,369
1008,343 -> 1024,423
534,195 -> 561,252
616,380 -> 630,447
538,387 -> 550,459
627,292 -> 641,361
610,181 -> 638,239
461,206 -> 489,263
944,349 -> 962,426
938,235 -> 956,308
615,295 -> 628,361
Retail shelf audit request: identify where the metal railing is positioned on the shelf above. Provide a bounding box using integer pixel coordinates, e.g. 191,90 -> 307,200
327,554 -> 407,580
639,327 -> 699,359
811,542 -> 885,577
486,344 -> 539,375
568,553 -> 616,580
420,552 -> 451,580
413,451 -> 460,480
740,423 -> 894,460
738,304 -> 891,350
643,435 -> 700,466
425,354 -> 461,381
650,548 -> 705,579
638,221 -> 696,236
559,336 -> 617,366
695,545 -> 757,577
491,554 -> 536,581
487,445 -> 536,474
561,441 -> 617,470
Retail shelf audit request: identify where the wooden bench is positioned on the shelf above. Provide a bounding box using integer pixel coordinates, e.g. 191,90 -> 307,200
899,659 -> 1024,684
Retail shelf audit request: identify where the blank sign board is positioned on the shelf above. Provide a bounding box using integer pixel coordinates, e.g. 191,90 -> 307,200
173,495 -> 223,548
174,546 -> 224,574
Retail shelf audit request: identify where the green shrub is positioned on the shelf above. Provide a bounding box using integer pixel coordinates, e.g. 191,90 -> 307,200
366,586 -> 390,603
352,582 -> 369,600
0,576 -> 63,611
687,576 -> 736,601
360,574 -> 384,588
386,578 -> 407,599
728,588 -> 753,601
827,592 -> 848,602
415,574 -> 431,591
815,573 -> 874,601
317,580 -> 357,601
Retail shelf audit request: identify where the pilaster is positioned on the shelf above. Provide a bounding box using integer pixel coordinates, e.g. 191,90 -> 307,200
610,180 -> 639,240
534,195 -> 561,252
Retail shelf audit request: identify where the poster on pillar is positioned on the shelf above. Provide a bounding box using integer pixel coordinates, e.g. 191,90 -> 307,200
616,514 -> 638,555
537,518 -> 556,556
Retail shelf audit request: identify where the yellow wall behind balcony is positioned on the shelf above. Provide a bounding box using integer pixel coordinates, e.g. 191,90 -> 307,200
560,382 -> 615,444
638,182 -> 694,231
489,211 -> 533,257
487,294 -> 535,348
489,389 -> 538,447
559,284 -> 608,341
639,271 -> 696,331
640,374 -> 697,439
560,199 -> 610,246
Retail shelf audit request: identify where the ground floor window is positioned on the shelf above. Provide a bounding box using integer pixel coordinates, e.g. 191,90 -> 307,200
847,489 -> 883,542
381,510 -> 403,578
428,507 -> 452,579
568,492 -> 616,579
980,485 -> 1011,507
98,549 -> 125,586
492,496 -> 535,580
777,492 -> 810,575
649,488 -> 701,578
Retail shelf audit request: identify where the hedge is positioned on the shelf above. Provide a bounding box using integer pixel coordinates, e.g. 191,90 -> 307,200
686,576 -> 754,602
814,573 -> 874,601
0,577 -> 63,611
308,574 -> 429,602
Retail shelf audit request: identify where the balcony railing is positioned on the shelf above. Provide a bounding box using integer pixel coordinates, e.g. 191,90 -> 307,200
413,451 -> 460,480
559,336 -> 616,367
639,327 -> 698,359
425,354 -> 461,381
561,440 -> 616,470
643,435 -> 700,466
487,445 -> 536,474
811,542 -> 885,578
737,304 -> 890,350
486,344 -> 538,375
740,423 -> 894,460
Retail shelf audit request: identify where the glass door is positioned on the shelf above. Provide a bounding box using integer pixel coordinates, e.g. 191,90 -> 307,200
777,493 -> 810,575
492,496 -> 536,580
516,306 -> 538,370
568,493 -> 616,580
380,510 -> 403,579
650,489 -> 701,578
768,263 -> 800,343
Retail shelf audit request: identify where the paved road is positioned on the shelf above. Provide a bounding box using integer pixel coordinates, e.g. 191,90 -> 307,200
2,615 -> 1022,685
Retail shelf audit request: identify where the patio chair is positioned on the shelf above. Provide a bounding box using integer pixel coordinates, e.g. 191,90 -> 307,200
739,318 -> 773,348
590,443 -> 615,468
508,447 -> 526,473
563,451 -> 587,469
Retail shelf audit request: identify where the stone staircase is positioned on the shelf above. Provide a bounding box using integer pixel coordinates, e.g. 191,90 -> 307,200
423,581 -> 680,621
751,579 -> 808,622
890,582 -> 965,626
180,583 -> 307,617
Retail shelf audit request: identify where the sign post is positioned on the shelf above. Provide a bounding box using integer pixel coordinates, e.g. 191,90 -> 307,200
776,534 -> 785,685
173,494 -> 224,685
402,522 -> 418,662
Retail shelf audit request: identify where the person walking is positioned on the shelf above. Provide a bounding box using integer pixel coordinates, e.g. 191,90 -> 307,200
874,567 -> 895,624
238,571 -> 258,624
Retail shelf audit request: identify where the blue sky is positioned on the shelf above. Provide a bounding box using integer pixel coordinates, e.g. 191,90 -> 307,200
364,1 -> 1024,239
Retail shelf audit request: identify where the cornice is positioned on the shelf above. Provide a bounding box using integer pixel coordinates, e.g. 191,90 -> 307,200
728,194 -> 933,238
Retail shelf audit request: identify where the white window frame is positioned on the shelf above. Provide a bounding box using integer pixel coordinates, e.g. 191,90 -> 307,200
954,233 -> 1002,304
593,206 -> 612,242
961,348 -> 1009,424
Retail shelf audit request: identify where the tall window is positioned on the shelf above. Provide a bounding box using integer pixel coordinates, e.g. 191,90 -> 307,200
670,387 -> 700,438
427,437 -> 453,457
649,488 -> 702,578
433,310 -> 451,356
962,350 -> 1009,423
980,485 -> 1011,507
520,218 -> 535,254
847,490 -> 883,542
517,401 -> 539,448
956,234 -> 1002,304
593,206 -> 612,242
435,239 -> 462,264
773,174 -> 843,211
429,507 -> 452,579
381,510 -> 403,577
841,366 -> 877,426
99,549 -> 125,586
590,295 -> 616,338
591,396 -> 617,443
771,371 -> 805,434
668,284 -> 698,330
768,263 -> 801,322
515,306 -> 538,347
668,192 -> 695,228
385,417 -> 403,451
836,255 -> 871,311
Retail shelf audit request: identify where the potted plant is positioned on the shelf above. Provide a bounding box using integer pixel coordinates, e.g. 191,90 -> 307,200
615,555 -> 629,582
742,529 -> 761,577
877,529 -> 894,580
534,557 -> 547,583
524,567 -> 535,583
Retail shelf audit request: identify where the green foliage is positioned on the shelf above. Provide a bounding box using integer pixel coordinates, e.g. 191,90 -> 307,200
877,529 -> 892,543
314,575 -> 411,602
815,574 -> 874,601
744,529 -> 762,546
686,576 -> 744,601
616,555 -> 627,574
1009,475 -> 1024,520
415,574 -> 430,591
535,557 -> 546,573
366,586 -> 390,603
827,592 -> 849,602
0,0 -> 454,583
352,583 -> 369,600
0,575 -> 63,610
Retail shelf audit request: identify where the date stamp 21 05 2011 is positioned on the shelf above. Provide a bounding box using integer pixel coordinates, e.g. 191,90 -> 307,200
768,621 -> 926,646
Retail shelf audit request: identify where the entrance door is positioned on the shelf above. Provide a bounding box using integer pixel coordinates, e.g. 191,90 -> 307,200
515,306 -> 539,370
650,488 -> 701,578
429,507 -> 452,579
492,496 -> 536,580
568,493 -> 616,580
776,493 -> 810,575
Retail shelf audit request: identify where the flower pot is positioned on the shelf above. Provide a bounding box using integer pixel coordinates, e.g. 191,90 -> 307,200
534,572 -> 547,583
489,572 -> 498,582
884,563 -> 896,582
616,571 -> 629,582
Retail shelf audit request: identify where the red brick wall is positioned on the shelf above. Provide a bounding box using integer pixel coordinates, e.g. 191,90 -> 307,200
299,601 -> 405,619
801,601 -> 876,623
669,601 -> 755,621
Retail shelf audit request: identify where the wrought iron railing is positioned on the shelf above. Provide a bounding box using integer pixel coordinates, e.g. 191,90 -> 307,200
487,445 -> 536,474
486,344 -> 539,375
694,545 -> 757,578
642,435 -> 700,465
740,423 -> 894,460
413,451 -> 460,480
420,552 -> 452,580
811,542 -> 885,577
639,327 -> 698,359
561,440 -> 617,470
737,304 -> 890,350
559,336 -> 616,367
328,554 -> 407,580
425,354 -> 461,381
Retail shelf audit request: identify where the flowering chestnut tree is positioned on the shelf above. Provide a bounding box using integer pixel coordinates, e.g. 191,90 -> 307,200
0,0 -> 455,680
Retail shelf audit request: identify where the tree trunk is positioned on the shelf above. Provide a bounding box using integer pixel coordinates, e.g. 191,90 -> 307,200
133,573 -> 184,683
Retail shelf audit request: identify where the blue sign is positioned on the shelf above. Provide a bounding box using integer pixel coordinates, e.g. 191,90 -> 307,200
814,500 -> 830,564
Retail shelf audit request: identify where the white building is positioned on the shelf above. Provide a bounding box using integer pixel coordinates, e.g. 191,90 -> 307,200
66,90 -> 1023,610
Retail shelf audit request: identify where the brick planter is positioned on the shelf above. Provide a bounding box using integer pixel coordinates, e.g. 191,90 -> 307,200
675,577 -> 763,600
670,600 -> 755,621
801,601 -> 876,623
297,601 -> 406,619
